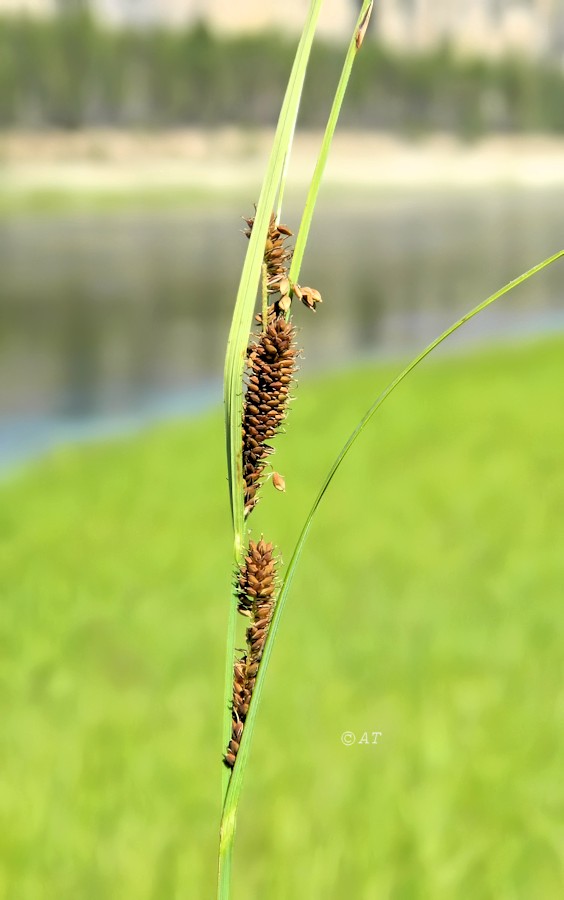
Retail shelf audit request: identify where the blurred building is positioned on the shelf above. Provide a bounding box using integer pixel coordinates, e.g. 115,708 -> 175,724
84,0 -> 353,38
1,0 -> 564,58
0,0 -> 51,12
376,0 -> 564,59
0,0 -> 354,39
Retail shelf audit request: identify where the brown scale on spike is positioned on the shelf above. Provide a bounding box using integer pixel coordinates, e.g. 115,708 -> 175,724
244,211 -> 293,289
224,656 -> 248,769
224,539 -> 277,769
244,211 -> 294,321
244,208 -> 324,321
242,317 -> 296,517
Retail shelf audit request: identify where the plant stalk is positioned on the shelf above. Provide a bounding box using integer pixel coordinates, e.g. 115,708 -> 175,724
290,0 -> 373,286
220,250 -> 564,841
219,3 -> 325,897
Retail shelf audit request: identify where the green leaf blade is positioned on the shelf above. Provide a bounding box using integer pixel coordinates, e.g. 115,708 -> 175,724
290,0 -> 374,286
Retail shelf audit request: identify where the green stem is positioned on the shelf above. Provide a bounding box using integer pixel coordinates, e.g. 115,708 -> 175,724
276,147 -> 293,223
217,805 -> 236,900
261,262 -> 269,332
289,0 -> 373,286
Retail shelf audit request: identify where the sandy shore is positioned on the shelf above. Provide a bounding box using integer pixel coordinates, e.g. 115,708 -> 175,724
1,129 -> 564,198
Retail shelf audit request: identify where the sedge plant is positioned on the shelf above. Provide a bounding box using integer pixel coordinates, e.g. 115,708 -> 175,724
219,2 -> 564,897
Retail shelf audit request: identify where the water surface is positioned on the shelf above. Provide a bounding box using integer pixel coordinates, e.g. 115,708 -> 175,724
2,189 -> 564,465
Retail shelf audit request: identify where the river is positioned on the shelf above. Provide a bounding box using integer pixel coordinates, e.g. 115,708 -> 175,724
2,188 -> 564,468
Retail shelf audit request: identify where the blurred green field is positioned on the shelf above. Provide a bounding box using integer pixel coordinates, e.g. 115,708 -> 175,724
1,338 -> 564,899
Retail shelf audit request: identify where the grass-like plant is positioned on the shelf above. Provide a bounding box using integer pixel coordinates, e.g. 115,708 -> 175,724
219,2 -> 563,897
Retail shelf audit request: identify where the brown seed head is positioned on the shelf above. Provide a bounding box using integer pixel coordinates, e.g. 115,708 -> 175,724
244,210 -> 295,319
242,317 -> 296,516
224,538 -> 278,769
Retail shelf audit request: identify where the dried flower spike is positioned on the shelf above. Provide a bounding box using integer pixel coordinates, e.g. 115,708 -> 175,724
245,210 -> 294,319
224,539 -> 278,769
242,317 -> 296,516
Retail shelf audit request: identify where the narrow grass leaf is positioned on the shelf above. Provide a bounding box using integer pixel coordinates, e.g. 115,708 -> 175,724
289,0 -> 373,285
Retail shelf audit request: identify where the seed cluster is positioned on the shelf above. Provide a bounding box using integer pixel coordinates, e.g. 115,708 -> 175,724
243,316 -> 296,517
245,211 -> 293,310
245,211 -> 323,320
224,539 -> 277,769
223,210 -> 325,773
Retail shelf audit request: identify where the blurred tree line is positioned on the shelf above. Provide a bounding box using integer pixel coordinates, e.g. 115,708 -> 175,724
1,10 -> 564,135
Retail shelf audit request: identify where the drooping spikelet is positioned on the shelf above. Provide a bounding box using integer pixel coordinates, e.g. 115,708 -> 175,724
242,317 -> 296,517
224,539 -> 277,769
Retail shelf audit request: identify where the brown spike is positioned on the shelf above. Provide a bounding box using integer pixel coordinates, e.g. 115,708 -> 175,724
224,538 -> 278,770
242,317 -> 297,516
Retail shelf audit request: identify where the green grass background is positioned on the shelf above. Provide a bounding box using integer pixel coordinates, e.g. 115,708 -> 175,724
1,338 -> 563,899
